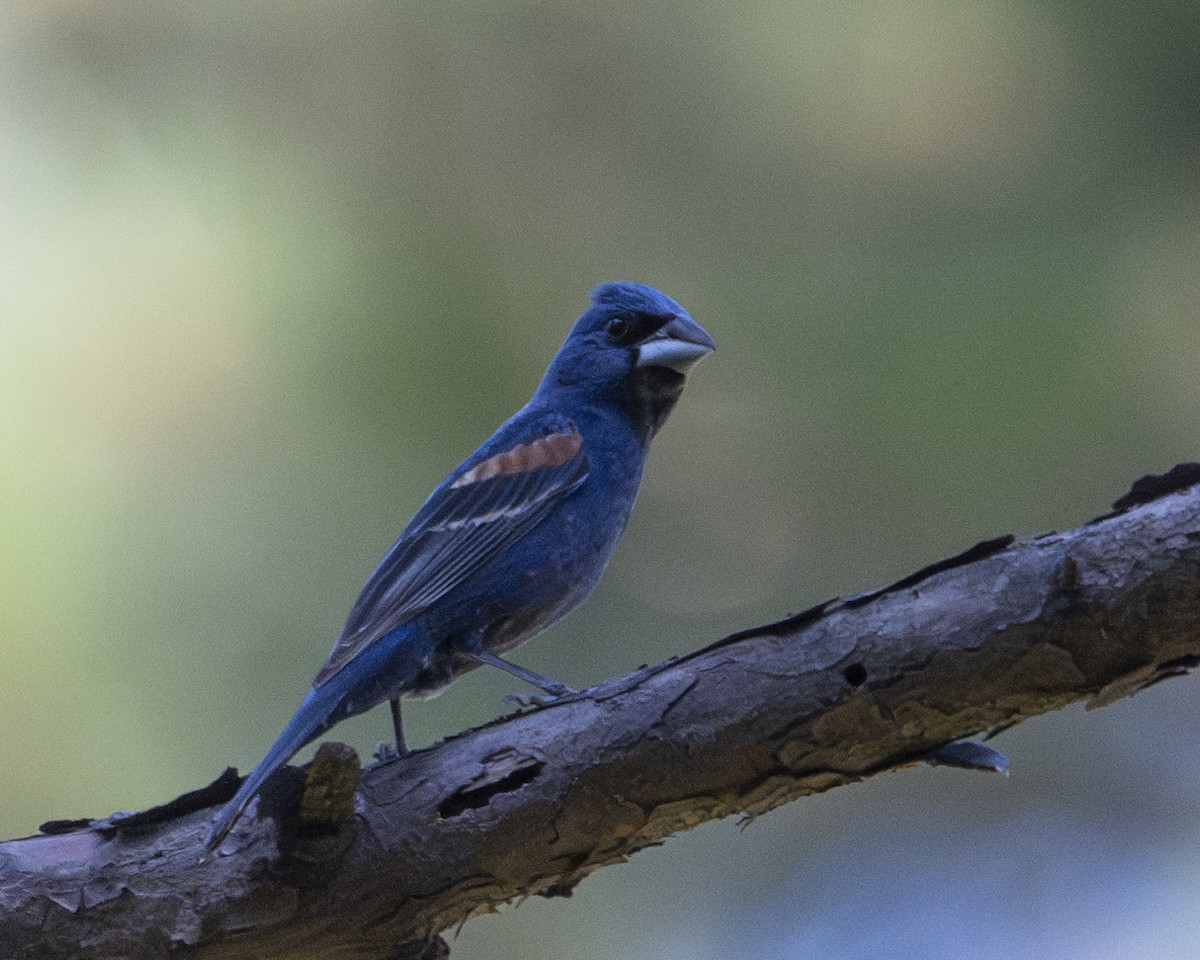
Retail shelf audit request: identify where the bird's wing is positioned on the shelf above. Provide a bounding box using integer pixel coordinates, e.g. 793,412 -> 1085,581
313,419 -> 588,687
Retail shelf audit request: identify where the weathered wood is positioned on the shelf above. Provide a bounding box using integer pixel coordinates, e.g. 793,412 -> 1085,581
2,475 -> 1198,960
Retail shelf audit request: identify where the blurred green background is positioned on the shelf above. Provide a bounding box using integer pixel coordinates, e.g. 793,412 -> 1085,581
3,2 -> 1200,957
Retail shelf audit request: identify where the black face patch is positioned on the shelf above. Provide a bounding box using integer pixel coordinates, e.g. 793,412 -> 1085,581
605,312 -> 666,347
628,364 -> 687,437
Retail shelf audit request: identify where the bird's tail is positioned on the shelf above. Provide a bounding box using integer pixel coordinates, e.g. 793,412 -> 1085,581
203,685 -> 339,854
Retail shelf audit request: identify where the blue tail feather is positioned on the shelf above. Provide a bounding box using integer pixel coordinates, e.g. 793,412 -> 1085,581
203,685 -> 340,853
203,625 -> 431,854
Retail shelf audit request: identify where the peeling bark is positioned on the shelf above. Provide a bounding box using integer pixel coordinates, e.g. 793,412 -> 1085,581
3,474 -> 1199,960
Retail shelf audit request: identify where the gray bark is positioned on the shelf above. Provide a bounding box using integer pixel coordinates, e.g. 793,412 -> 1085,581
2,477 -> 1199,959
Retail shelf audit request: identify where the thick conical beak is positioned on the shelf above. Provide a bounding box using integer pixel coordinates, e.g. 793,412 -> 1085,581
635,315 -> 717,373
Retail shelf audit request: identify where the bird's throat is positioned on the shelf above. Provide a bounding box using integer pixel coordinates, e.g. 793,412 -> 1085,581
627,366 -> 687,438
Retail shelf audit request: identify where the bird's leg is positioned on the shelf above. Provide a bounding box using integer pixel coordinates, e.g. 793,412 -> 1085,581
373,697 -> 409,764
390,697 -> 408,755
467,649 -> 576,699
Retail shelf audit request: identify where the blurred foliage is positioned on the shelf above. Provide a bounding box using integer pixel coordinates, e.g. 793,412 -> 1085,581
2,2 -> 1199,958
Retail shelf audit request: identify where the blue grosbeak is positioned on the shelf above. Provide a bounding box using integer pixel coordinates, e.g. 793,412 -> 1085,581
205,281 -> 714,851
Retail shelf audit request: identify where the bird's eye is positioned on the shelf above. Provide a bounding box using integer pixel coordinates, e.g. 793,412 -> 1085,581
606,317 -> 632,342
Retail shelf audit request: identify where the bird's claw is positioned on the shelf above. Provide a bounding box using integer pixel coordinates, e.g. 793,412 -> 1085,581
503,691 -> 560,711
373,741 -> 402,764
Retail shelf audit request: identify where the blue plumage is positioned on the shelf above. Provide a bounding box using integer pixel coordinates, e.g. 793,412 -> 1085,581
204,282 -> 714,852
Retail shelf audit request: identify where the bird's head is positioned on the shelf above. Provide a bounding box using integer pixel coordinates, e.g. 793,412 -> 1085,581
540,281 -> 716,436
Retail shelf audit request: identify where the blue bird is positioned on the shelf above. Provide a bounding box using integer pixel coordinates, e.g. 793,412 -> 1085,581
204,281 -> 714,852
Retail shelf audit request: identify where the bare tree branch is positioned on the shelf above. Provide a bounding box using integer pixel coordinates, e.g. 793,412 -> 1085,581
3,472 -> 1199,960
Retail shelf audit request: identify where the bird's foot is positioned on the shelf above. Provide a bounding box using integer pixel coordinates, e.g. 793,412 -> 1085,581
502,689 -> 570,711
372,741 -> 405,764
